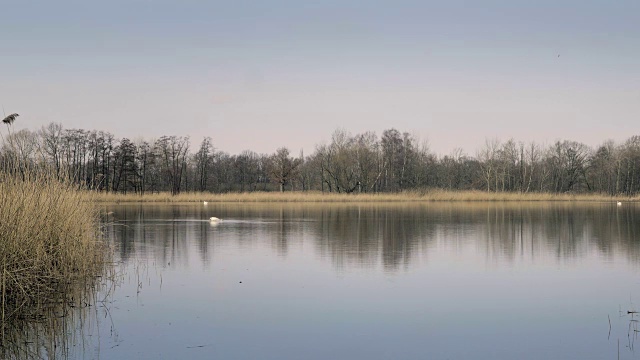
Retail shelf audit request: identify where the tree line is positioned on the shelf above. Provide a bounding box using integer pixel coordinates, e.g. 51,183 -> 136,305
1,122 -> 639,195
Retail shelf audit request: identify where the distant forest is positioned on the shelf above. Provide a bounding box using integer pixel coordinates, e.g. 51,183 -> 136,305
1,122 -> 639,195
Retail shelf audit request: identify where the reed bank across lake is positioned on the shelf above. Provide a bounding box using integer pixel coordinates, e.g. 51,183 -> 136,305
89,190 -> 636,203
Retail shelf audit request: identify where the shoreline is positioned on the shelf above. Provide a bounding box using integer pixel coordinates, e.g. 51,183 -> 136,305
89,190 -> 637,203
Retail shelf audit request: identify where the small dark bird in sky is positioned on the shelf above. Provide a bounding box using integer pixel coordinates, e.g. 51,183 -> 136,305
2,113 -> 19,125
557,54 -> 560,58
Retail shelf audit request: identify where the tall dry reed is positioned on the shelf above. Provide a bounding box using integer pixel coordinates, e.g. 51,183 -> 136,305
0,171 -> 109,336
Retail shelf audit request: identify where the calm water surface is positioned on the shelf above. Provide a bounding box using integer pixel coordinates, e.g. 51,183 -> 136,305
74,203 -> 640,359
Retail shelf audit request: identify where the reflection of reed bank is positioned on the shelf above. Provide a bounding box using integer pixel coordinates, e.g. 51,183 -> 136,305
0,275 -> 118,360
295,203 -> 640,270
104,204 -> 193,267
313,206 -> 439,271
104,203 -> 640,271
482,204 -> 640,263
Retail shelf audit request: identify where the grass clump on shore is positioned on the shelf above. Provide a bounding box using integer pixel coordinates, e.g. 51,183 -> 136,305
0,172 -> 109,332
91,189 -> 633,203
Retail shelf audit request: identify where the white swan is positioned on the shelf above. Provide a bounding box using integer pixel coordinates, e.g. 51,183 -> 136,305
617,201 -> 622,206
203,201 -> 208,205
209,217 -> 221,222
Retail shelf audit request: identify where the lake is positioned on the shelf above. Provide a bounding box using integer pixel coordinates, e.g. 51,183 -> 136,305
45,203 -> 640,359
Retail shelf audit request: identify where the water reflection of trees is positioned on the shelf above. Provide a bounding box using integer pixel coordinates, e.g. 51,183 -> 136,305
313,205 -> 439,271
104,203 -> 640,272
104,205 -> 200,267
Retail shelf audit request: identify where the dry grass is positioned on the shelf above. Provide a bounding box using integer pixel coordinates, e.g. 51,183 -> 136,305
90,189 -> 634,203
0,171 -> 109,336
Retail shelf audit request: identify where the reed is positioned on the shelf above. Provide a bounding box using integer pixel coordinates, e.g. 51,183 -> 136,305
0,275 -> 117,360
0,170 -> 110,340
90,189 -> 634,203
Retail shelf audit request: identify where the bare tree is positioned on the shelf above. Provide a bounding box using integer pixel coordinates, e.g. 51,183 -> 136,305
39,123 -> 64,178
156,136 -> 190,195
268,147 -> 301,192
194,137 -> 214,192
477,138 -> 500,192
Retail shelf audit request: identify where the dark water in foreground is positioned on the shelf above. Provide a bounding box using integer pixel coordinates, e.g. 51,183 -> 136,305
52,203 -> 640,358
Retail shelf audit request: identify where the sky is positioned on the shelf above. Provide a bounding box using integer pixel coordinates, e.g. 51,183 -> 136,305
1,0 -> 638,156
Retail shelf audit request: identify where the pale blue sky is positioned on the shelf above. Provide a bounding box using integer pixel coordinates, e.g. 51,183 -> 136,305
1,0 -> 638,155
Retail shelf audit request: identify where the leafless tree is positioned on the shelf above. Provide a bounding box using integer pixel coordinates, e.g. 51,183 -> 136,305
268,147 -> 301,192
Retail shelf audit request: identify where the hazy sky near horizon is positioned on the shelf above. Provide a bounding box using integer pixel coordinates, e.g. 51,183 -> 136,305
1,0 -> 638,156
